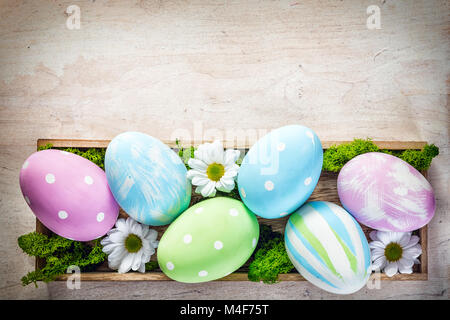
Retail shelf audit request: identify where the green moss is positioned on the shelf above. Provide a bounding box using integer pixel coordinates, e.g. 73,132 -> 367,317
323,139 -> 439,172
18,232 -> 106,287
37,143 -> 106,169
145,261 -> 159,271
247,224 -> 294,284
396,144 -> 439,171
175,138 -> 196,170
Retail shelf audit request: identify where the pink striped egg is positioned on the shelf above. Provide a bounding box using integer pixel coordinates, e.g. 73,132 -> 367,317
19,149 -> 119,241
337,152 -> 435,232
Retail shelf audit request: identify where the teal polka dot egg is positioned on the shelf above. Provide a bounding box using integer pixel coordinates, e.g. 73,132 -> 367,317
285,201 -> 372,294
157,197 -> 259,283
105,132 -> 191,226
237,125 -> 323,219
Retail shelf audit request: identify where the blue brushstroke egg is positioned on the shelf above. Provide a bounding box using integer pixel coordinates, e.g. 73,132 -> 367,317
285,201 -> 372,294
105,132 -> 191,226
237,125 -> 323,219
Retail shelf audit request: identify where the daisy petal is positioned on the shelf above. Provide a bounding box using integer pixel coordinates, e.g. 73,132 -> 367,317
398,258 -> 414,274
224,149 -> 240,166
199,181 -> 216,197
402,244 -> 422,259
145,229 -> 158,242
150,239 -> 159,248
118,253 -> 134,274
187,158 -> 207,171
369,240 -> 385,250
209,140 -> 225,164
404,235 -> 420,249
377,231 -> 396,245
398,232 -> 412,247
194,144 -> 211,164
115,218 -> 128,233
108,246 -> 127,262
109,231 -> 127,244
218,176 -> 235,191
187,169 -> 206,180
384,262 -> 399,277
370,247 -> 385,259
192,175 -> 211,187
102,243 -> 121,254
224,163 -> 239,177
372,256 -> 387,271
369,230 -> 379,241
131,251 -> 143,271
138,262 -> 146,273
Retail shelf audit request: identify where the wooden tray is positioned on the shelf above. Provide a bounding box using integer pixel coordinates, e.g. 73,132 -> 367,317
35,139 -> 429,282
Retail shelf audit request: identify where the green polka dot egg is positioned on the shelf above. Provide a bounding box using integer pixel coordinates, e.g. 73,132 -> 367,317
157,197 -> 259,283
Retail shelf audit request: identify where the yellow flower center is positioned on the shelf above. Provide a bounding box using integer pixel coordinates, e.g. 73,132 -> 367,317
125,234 -> 142,253
384,242 -> 403,262
206,163 -> 225,182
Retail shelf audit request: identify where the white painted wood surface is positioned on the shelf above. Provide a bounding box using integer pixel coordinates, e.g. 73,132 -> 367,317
0,0 -> 448,299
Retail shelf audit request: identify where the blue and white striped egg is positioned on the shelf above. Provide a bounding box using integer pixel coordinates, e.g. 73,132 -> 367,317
105,132 -> 191,226
237,125 -> 323,219
285,201 -> 372,294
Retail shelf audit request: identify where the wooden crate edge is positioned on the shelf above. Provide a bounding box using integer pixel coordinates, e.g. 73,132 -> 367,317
37,138 -> 428,150
34,138 -> 430,282
52,271 -> 428,282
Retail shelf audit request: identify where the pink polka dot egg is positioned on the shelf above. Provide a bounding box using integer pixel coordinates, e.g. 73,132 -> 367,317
19,149 -> 119,241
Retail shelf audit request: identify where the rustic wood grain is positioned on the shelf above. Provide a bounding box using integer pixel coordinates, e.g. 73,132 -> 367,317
37,138 -> 428,150
53,271 -> 428,282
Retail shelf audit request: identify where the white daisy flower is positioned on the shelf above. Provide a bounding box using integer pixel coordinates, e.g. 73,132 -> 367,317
186,140 -> 240,198
369,230 -> 422,277
100,217 -> 159,273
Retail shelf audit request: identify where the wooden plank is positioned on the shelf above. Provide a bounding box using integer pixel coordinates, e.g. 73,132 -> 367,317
37,138 -> 428,151
53,271 -> 428,282
35,139 -> 430,282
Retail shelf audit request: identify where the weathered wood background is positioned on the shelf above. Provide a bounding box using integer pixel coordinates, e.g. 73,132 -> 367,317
0,0 -> 448,299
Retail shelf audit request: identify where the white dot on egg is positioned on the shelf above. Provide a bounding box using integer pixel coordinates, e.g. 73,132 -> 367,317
24,196 -> 31,205
60,151 -> 70,155
264,180 -> 274,191
195,207 -> 204,214
304,177 -> 312,186
166,262 -> 174,270
183,234 -> 192,244
214,241 -> 223,250
240,187 -> 246,198
198,270 -> 208,277
280,212 -> 288,217
45,173 -> 55,184
277,142 -> 286,151
58,210 -> 68,219
252,238 -> 257,248
84,176 -> 94,185
22,161 -> 29,169
229,208 -> 239,216
97,212 -> 105,222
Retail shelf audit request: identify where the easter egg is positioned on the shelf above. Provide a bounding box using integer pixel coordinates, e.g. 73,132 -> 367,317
157,197 -> 259,283
19,149 -> 119,241
285,201 -> 371,294
337,152 -> 435,232
105,132 -> 191,226
237,125 -> 323,219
